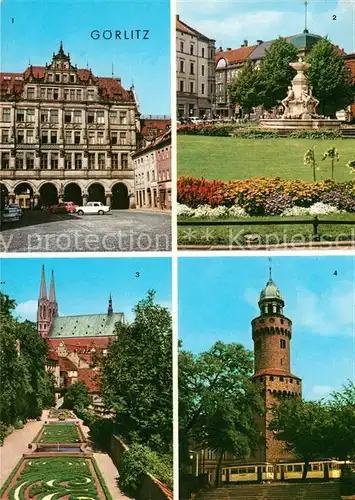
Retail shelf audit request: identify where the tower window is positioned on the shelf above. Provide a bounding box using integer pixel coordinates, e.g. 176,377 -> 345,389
279,376 -> 284,382
280,339 -> 286,349
290,378 -> 293,383
267,304 -> 273,314
269,376 -> 274,381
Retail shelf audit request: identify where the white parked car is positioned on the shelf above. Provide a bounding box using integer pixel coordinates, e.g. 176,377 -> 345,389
190,116 -> 203,125
1,206 -> 20,223
76,201 -> 110,215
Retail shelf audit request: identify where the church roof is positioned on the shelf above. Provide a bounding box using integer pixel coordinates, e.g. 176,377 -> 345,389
49,313 -> 123,338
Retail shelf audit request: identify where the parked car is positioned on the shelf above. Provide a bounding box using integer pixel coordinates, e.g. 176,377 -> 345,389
189,116 -> 203,125
6,204 -> 22,218
1,206 -> 20,223
76,201 -> 110,215
49,201 -> 77,214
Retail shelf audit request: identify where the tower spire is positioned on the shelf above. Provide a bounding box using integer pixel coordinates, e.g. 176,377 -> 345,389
268,257 -> 272,281
39,265 -> 47,299
304,1 -> 309,34
49,270 -> 56,302
108,293 -> 113,316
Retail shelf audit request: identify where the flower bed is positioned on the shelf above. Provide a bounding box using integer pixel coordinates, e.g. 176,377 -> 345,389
49,409 -> 76,419
0,456 -> 112,499
177,176 -> 355,216
37,423 -> 81,444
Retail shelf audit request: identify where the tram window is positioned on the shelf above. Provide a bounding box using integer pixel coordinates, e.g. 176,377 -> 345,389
268,467 -> 274,473
287,465 -> 293,472
231,469 -> 238,474
276,466 -> 280,473
262,466 -> 266,472
294,465 -> 302,472
222,469 -> 225,475
248,467 -> 255,473
312,464 -> 319,471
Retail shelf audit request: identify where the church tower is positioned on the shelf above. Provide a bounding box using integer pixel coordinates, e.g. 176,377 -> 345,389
37,266 -> 58,339
251,269 -> 302,463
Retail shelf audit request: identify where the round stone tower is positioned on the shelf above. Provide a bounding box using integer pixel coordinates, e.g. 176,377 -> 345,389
251,273 -> 302,463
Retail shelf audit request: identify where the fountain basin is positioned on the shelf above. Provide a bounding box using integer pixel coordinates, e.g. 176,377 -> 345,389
259,118 -> 343,130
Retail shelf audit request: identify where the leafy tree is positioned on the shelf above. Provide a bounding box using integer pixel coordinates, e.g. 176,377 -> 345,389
269,398 -> 328,480
322,147 -> 339,180
179,341 -> 265,486
63,380 -> 91,411
229,58 -> 262,116
304,147 -> 318,181
258,38 -> 299,109
100,290 -> 172,453
306,38 -> 354,117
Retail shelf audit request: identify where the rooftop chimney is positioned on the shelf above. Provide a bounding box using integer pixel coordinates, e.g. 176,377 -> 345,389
244,39 -> 248,47
226,47 -> 232,51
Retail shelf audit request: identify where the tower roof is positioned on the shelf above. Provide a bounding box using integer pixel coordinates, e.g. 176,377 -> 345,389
259,278 -> 283,302
39,265 -> 47,300
49,270 -> 56,302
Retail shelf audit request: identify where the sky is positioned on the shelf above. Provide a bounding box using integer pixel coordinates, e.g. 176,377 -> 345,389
178,0 -> 354,54
178,255 -> 355,401
0,0 -> 171,115
0,257 -> 172,322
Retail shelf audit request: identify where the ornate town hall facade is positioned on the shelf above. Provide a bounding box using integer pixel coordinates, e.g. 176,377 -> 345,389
0,43 -> 140,209
38,266 -> 123,396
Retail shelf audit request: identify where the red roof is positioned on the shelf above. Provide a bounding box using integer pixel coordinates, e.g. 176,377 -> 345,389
215,45 -> 257,66
77,368 -> 99,392
253,369 -> 301,379
47,337 -> 112,350
140,119 -> 171,139
176,18 -> 195,36
47,351 -> 59,361
59,358 -> 78,372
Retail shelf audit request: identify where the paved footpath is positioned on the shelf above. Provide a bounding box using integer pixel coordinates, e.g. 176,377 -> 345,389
81,421 -> 131,499
0,409 -> 49,488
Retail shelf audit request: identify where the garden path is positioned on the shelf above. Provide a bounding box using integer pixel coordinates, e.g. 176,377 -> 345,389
81,421 -> 131,499
0,409 -> 49,487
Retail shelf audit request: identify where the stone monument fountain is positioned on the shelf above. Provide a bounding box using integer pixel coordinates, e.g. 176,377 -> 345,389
259,58 -> 343,130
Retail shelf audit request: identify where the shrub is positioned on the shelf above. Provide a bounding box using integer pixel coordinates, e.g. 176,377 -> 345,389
118,443 -> 173,497
340,466 -> 355,495
90,418 -> 115,452
13,420 -> 24,429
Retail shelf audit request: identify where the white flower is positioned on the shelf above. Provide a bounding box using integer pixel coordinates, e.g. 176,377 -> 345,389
281,203 -> 342,217
177,203 -> 249,218
177,203 -> 194,217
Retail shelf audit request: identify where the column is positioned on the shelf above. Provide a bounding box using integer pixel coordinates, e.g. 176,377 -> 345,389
33,193 -> 40,207
129,193 -> 136,209
105,193 -> 111,207
82,194 -> 88,206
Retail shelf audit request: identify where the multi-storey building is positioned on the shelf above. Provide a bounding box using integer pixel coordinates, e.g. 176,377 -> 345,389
0,43 -> 140,210
195,272 -> 302,484
176,15 -> 215,119
132,128 -> 171,210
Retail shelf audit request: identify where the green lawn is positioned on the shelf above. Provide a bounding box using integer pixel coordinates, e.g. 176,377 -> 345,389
39,423 -> 81,443
178,136 -> 354,182
178,214 -> 355,247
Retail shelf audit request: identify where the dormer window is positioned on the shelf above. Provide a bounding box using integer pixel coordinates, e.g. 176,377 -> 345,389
48,73 -> 53,82
55,74 -> 60,82
27,87 -> 35,99
70,74 -> 75,83
63,74 -> 68,83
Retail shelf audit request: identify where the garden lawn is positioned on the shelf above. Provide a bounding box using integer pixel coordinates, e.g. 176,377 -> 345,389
178,214 -> 355,247
178,136 -> 354,182
2,457 -> 106,499
39,423 -> 80,443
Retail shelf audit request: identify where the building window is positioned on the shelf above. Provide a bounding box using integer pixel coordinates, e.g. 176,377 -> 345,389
111,132 -> 118,145
51,153 -> 58,169
65,131 -> 72,144
64,112 -> 72,123
53,88 -> 59,100
41,131 -> 48,144
76,89 -> 82,100
27,87 -> 35,99
180,41 -> 184,52
75,153 -> 82,169
70,74 -> 75,83
201,65 -> 205,76
40,88 -> 46,99
41,111 -> 48,123
120,132 -> 126,145
280,339 -> 286,349
111,153 -> 118,169
180,60 -> 184,73
279,376 -> 284,382
16,153 -> 24,169
270,376 -> 274,381
190,44 -> 194,55
70,89 -> 75,100
179,80 -> 184,92
27,109 -> 35,122
64,89 -> 69,100
65,153 -> 72,169
40,153 -> 48,169
47,88 -> 53,100
121,153 -> 128,169
1,129 -> 9,143
87,90 -> 94,101
70,132 -> 79,146
97,131 -> 104,144
17,131 -> 24,144
55,74 -> 60,82
88,131 -> 95,144
50,110 -> 58,123
110,111 -> 118,123
48,73 -> 53,82
190,82 -> 194,93
201,83 -> 205,95
290,378 -> 293,383
87,112 -> 94,124
1,153 -> 10,169
202,47 -> 205,57
119,111 -> 127,124
97,111 -> 105,124
26,153 -> 34,170
26,130 -> 34,143
98,153 -> 105,170
2,108 -> 11,122
88,153 -> 95,169
51,131 -> 57,144
16,110 -> 25,122
74,110 -> 82,123
190,63 -> 194,75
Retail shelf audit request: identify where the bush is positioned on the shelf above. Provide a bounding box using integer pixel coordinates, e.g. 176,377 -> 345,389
340,466 -> 355,495
90,418 -> 115,452
13,420 -> 24,429
118,443 -> 173,497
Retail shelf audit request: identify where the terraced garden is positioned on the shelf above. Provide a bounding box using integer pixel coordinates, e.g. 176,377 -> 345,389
48,409 -> 76,419
37,423 -> 81,443
1,456 -> 111,499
